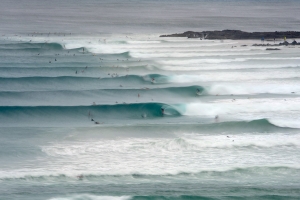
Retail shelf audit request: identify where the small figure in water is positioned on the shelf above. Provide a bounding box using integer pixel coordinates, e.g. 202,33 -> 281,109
215,115 -> 219,122
138,93 -> 140,98
161,108 -> 165,115
151,78 -> 155,83
77,174 -> 83,180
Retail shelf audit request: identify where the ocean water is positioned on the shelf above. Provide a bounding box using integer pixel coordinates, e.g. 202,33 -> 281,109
1,1 -> 300,200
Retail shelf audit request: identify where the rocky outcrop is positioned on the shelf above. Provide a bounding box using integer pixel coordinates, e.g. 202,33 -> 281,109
266,48 -> 281,50
160,30 -> 300,40
252,40 -> 299,46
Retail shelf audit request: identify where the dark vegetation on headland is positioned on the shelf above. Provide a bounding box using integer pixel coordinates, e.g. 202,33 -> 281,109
160,30 -> 300,40
160,30 -> 300,47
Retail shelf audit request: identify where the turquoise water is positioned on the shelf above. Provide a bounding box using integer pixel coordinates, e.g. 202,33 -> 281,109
1,1 -> 300,200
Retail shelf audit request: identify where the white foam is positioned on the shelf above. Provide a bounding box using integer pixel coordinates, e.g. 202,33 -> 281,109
160,64 -> 300,71
205,83 -> 300,95
49,195 -> 131,200
184,98 -> 300,125
127,40 -> 161,44
0,131 -> 299,180
159,58 -> 247,65
167,70 -> 300,82
269,119 -> 300,129
129,51 -> 269,59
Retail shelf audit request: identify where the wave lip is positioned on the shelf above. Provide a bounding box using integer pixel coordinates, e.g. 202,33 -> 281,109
0,103 -> 183,122
210,118 -> 295,130
1,166 -> 299,181
0,42 -> 63,50
0,73 -> 174,92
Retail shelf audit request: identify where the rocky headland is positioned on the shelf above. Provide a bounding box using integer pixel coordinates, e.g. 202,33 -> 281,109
160,30 -> 300,47
160,30 -> 300,40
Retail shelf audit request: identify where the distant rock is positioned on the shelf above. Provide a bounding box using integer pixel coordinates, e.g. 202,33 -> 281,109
292,40 -> 298,45
266,48 -> 281,50
279,41 -> 290,46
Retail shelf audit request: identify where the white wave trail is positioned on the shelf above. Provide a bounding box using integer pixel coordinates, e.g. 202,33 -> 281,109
1,133 -> 300,180
167,71 -> 300,82
184,98 -> 300,117
49,195 -> 131,200
205,83 -> 300,95
129,51 -> 269,59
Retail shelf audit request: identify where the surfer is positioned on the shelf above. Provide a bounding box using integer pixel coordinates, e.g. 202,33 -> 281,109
215,115 -> 219,122
161,108 -> 165,115
77,174 -> 83,180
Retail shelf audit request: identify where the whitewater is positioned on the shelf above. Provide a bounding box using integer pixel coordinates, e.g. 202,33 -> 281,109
1,0 -> 300,200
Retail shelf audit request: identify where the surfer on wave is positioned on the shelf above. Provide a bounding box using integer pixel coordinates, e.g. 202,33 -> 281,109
161,108 -> 165,115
